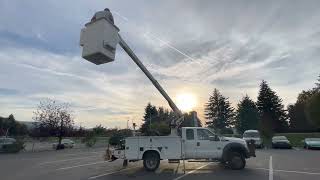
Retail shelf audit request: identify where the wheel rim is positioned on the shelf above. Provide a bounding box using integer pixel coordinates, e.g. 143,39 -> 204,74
231,155 -> 243,169
146,156 -> 157,169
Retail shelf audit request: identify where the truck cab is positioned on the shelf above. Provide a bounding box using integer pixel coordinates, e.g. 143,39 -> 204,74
181,127 -> 250,160
182,127 -> 223,159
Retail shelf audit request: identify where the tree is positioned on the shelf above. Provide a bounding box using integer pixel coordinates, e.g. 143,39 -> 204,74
235,95 -> 260,134
204,89 -> 235,131
287,103 -> 316,132
33,99 -> 74,149
305,93 -> 320,128
315,75 -> 320,90
287,75 -> 320,132
140,103 -> 158,133
0,114 -> 28,136
180,112 -> 202,127
92,124 -> 107,136
257,80 -> 288,142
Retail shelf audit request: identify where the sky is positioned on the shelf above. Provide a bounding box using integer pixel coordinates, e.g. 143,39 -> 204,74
0,0 -> 319,128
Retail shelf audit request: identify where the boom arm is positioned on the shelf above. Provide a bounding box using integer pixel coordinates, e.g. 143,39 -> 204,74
118,35 -> 184,134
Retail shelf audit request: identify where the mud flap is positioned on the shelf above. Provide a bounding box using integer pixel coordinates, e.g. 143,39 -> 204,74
123,159 -> 128,167
248,140 -> 256,157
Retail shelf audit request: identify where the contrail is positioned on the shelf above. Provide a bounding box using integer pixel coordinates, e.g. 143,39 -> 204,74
111,11 -> 129,22
112,11 -> 196,62
144,32 -> 197,62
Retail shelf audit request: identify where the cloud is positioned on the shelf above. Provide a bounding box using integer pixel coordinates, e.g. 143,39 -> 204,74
1,0 -> 320,128
0,88 -> 19,96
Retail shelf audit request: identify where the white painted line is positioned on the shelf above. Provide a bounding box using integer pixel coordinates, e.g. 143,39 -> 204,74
173,163 -> 212,180
56,161 -> 108,171
274,169 -> 320,175
251,167 -> 320,176
88,166 -> 139,179
58,151 -> 104,157
269,156 -> 273,180
39,155 -> 98,165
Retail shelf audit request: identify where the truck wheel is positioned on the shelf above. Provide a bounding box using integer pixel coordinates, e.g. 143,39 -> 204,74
143,151 -> 160,171
228,152 -> 246,170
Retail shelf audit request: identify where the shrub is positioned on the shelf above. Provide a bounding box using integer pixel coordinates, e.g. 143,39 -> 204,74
109,129 -> 132,146
82,132 -> 97,147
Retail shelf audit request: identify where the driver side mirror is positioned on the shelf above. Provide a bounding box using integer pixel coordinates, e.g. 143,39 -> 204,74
209,135 -> 220,141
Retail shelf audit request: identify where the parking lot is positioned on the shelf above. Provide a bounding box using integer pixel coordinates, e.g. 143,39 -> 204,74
0,148 -> 320,180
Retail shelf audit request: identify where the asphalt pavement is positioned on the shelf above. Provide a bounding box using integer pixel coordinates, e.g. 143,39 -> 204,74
0,147 -> 320,180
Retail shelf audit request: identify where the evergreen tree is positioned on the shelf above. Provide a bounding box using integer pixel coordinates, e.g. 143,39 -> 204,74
257,80 -> 288,136
315,74 -> 320,91
235,95 -> 259,134
204,89 -> 235,131
180,112 -> 202,127
140,103 -> 159,134
288,75 -> 320,132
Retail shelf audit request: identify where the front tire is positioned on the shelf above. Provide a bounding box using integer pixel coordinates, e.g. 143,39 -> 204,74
143,151 -> 160,171
228,152 -> 246,170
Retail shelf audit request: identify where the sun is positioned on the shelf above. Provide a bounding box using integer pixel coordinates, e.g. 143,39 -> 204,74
176,93 -> 197,112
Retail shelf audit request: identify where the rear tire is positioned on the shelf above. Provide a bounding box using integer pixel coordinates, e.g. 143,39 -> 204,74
143,151 -> 160,171
228,152 -> 246,170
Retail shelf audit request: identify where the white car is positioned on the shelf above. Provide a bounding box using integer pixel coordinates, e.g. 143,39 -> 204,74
0,137 -> 17,152
52,139 -> 75,149
243,130 -> 263,148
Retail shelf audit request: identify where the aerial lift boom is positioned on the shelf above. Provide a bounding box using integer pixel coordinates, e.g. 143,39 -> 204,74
80,10 -> 186,135
118,35 -> 184,135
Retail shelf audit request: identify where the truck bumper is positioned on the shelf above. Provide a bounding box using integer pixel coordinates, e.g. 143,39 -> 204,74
246,147 -> 256,158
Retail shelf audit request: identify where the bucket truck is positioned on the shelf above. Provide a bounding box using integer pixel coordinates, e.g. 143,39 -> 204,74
79,9 -> 255,172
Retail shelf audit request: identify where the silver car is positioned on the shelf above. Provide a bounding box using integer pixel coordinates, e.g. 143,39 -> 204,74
243,130 -> 263,148
52,139 -> 75,149
0,137 -> 17,152
272,136 -> 292,149
304,138 -> 320,149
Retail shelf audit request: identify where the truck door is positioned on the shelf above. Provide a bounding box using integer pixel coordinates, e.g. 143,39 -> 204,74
183,129 -> 197,158
195,129 -> 219,159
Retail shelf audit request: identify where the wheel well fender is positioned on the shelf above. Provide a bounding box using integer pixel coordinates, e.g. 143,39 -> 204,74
222,142 -> 248,161
142,150 -> 160,160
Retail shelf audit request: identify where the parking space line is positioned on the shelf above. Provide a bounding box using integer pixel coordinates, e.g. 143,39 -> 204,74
88,166 -> 140,179
57,151 -> 104,157
56,161 -> 108,170
269,156 -> 273,180
251,167 -> 320,176
274,169 -> 320,175
39,155 -> 99,165
173,163 -> 213,180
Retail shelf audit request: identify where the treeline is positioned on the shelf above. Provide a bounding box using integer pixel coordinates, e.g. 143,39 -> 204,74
139,75 -> 320,138
140,103 -> 202,135
0,114 -> 28,136
204,75 -> 320,138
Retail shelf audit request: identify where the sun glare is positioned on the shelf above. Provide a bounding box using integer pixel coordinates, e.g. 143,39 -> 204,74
176,93 -> 197,112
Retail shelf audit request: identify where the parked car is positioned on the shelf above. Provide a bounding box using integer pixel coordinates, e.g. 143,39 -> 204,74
243,130 -> 263,148
303,138 -> 320,149
0,137 -> 17,150
52,139 -> 75,149
0,137 -> 22,153
272,136 -> 292,149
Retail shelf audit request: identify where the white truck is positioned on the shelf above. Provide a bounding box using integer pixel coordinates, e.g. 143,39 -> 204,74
109,127 -> 253,171
80,9 -> 255,172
